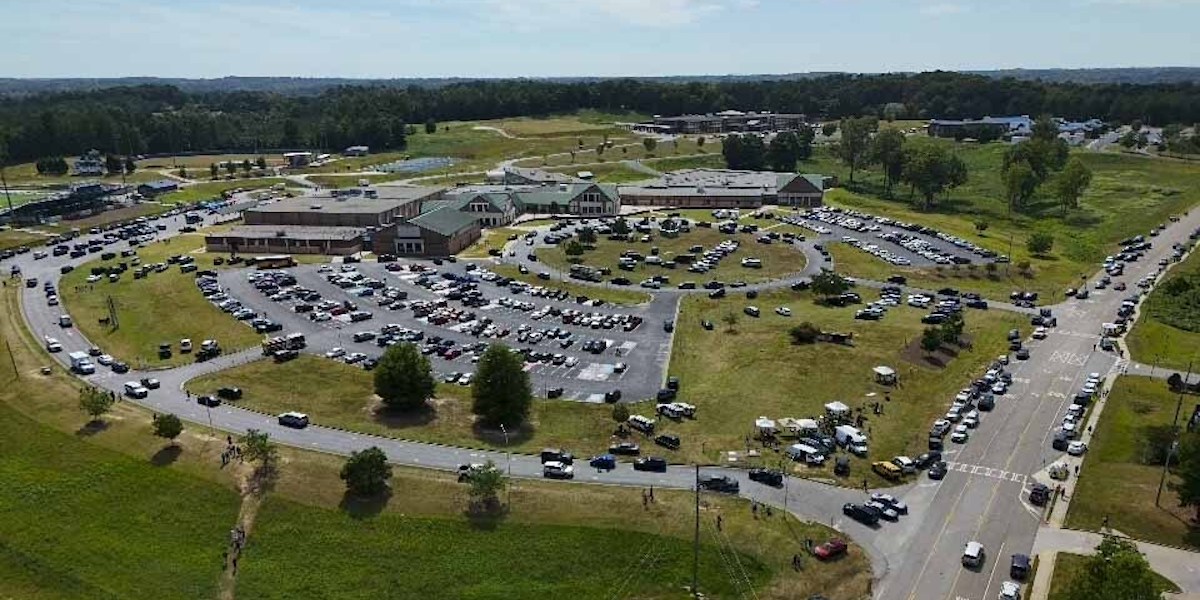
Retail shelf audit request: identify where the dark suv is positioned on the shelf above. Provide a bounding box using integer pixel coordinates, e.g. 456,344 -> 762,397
697,475 -> 740,494
842,503 -> 880,526
634,456 -> 668,472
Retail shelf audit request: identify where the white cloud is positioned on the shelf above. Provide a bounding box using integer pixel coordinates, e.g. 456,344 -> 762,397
919,2 -> 967,15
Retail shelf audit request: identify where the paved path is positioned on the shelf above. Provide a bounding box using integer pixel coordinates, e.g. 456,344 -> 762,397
1030,527 -> 1200,595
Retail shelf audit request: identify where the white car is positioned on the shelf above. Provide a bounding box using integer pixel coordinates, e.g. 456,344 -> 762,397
1032,327 -> 1048,340
96,354 -> 114,366
325,347 -> 346,359
86,274 -> 102,283
963,417 -> 979,429
997,354 -> 1009,365
564,356 -> 579,368
1067,441 -> 1089,456
775,307 -> 792,317
951,428 -> 969,443
999,580 -> 1021,599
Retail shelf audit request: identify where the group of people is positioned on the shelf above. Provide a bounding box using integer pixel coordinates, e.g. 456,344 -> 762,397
220,435 -> 243,467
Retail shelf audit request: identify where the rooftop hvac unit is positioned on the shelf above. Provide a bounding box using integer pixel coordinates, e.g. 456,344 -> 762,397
275,230 -> 287,237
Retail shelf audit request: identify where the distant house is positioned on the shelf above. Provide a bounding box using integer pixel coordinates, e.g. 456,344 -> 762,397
73,150 -> 105,177
136,179 -> 180,197
343,145 -> 369,157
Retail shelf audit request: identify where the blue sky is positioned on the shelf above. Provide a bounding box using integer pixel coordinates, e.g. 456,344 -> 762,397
2,0 -> 1198,78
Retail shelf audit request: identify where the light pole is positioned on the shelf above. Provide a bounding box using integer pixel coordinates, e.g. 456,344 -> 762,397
500,423 -> 511,505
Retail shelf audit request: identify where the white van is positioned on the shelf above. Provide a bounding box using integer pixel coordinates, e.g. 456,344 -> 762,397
785,443 -> 826,465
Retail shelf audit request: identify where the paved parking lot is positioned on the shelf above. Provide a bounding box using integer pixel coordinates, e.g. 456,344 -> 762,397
218,259 -> 676,403
781,206 -> 1005,268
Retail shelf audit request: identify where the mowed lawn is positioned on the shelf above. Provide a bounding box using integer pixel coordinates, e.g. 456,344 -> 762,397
668,287 -> 1023,484
1065,376 -> 1200,549
1048,552 -> 1180,599
60,234 -> 262,367
0,228 -> 50,251
159,178 -> 291,205
458,227 -> 523,259
823,144 -> 1200,303
238,497 -> 764,600
1126,247 -> 1200,371
541,227 -> 809,285
0,403 -> 240,600
184,355 -> 634,455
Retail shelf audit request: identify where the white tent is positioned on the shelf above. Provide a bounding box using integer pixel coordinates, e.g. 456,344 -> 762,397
779,417 -> 819,435
754,416 -> 777,435
824,401 -> 851,417
873,365 -> 898,384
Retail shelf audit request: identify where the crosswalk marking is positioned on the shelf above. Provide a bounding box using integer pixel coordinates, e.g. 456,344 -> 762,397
944,461 -> 1027,485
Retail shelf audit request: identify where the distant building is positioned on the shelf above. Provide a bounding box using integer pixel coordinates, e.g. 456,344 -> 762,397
136,179 -> 180,197
618,169 -> 827,209
282,152 -> 314,168
647,110 -> 808,135
927,116 -> 1033,139
375,206 -> 481,256
343,145 -> 369,157
73,150 -> 105,176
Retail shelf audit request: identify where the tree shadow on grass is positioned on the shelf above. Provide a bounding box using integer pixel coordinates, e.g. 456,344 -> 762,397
150,444 -> 182,467
472,422 -> 534,447
463,502 -> 509,531
339,489 -> 392,520
75,419 -> 109,437
370,404 -> 436,430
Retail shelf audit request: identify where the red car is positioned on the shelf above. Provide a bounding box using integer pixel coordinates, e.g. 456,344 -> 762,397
812,539 -> 848,560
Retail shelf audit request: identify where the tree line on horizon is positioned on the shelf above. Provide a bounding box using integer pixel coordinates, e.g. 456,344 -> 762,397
0,71 -> 1198,163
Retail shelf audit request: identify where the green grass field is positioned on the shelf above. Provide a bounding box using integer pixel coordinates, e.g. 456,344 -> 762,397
59,234 -> 263,368
1065,376 -> 1199,549
158,178 -> 291,205
184,355 -> 637,454
0,283 -> 871,600
1126,248 -> 1200,371
0,228 -> 50,251
0,403 -> 240,600
641,153 -> 725,172
540,227 -> 808,285
1048,552 -> 1180,599
238,496 -> 765,600
458,227 -> 523,259
669,287 -> 1023,484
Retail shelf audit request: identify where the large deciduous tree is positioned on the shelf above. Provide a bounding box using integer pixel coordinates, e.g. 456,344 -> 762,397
1003,160 -> 1040,211
900,142 -> 968,209
79,386 -> 114,423
871,128 -> 906,196
1053,157 -> 1093,212
1027,231 -> 1054,256
1061,537 -> 1163,600
722,134 -> 766,170
1170,432 -> 1200,523
152,413 -> 183,445
374,343 -> 436,412
340,446 -> 392,497
472,344 -> 532,428
834,116 -> 877,183
810,270 -> 850,301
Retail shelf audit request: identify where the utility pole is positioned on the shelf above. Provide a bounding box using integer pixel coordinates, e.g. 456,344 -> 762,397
1157,360 -> 1191,506
692,464 -> 700,598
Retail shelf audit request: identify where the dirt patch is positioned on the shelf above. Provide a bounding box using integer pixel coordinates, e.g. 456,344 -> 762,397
900,334 -> 974,369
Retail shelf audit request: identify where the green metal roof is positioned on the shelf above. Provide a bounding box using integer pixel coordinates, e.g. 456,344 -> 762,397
409,206 -> 478,237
